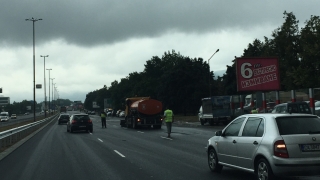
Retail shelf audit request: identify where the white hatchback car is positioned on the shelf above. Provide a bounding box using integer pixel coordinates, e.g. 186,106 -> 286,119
207,113 -> 320,179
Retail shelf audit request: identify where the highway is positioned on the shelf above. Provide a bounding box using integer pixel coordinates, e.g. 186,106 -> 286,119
0,111 -> 319,180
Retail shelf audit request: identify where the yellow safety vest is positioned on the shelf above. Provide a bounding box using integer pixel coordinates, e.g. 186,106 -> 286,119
101,113 -> 106,118
251,109 -> 258,114
164,109 -> 173,122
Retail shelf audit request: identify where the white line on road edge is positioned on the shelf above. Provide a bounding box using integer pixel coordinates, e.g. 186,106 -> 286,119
98,138 -> 103,142
137,131 -> 144,133
114,150 -> 125,157
160,136 -> 173,140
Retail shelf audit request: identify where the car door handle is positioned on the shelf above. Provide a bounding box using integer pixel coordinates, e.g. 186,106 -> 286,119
253,141 -> 258,145
233,140 -> 237,144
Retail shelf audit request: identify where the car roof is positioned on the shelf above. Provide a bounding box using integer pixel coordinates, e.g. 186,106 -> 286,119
238,113 -> 318,119
274,101 -> 308,106
72,113 -> 89,116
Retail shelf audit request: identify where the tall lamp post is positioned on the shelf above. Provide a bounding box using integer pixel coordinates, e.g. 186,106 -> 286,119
50,78 -> 55,114
26,17 -> 42,122
54,85 -> 57,110
40,55 -> 49,118
53,82 -> 56,113
208,49 -> 219,97
46,69 -> 52,114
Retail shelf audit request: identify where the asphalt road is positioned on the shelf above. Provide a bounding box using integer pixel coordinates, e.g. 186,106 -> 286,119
0,111 -> 319,180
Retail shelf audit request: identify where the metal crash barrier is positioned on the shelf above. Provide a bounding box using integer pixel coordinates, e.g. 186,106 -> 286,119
0,114 -> 58,152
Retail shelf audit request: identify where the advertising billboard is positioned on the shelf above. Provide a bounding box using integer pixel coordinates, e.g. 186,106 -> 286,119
236,57 -> 280,91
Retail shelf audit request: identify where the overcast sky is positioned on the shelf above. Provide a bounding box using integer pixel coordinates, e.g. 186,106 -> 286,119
1,0 -> 319,104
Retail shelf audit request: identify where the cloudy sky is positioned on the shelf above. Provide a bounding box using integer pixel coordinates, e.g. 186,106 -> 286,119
1,0 -> 319,104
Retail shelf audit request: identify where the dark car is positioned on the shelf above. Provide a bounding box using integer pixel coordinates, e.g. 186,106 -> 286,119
67,114 -> 93,133
58,113 -> 70,125
271,101 -> 311,114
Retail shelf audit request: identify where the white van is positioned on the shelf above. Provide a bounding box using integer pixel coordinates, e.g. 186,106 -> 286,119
0,112 -> 10,122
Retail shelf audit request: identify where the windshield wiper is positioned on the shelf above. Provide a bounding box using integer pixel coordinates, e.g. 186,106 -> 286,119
309,131 -> 320,134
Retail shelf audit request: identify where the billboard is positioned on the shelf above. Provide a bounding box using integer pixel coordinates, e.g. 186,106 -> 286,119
92,101 -> 100,108
236,57 -> 280,91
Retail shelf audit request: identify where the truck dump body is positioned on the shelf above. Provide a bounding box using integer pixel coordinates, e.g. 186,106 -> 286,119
131,99 -> 162,115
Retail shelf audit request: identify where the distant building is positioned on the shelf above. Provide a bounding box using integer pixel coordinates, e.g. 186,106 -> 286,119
0,96 -> 10,106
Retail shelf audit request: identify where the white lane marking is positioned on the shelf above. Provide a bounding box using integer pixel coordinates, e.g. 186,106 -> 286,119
98,138 -> 103,142
114,150 -> 125,157
137,131 -> 144,133
160,136 -> 173,140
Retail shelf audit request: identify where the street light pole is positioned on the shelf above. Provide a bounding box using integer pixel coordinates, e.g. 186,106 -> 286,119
26,17 -> 42,122
50,78 -> 55,114
46,69 -> 52,115
208,49 -> 219,97
40,55 -> 48,118
53,85 -> 57,111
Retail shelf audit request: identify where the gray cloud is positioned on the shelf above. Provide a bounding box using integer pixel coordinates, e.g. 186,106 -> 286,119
1,0 -> 318,47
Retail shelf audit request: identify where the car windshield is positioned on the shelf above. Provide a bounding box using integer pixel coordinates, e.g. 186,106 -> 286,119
276,116 -> 320,135
0,113 -> 7,116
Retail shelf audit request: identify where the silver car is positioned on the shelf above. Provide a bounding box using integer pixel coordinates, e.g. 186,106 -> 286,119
207,113 -> 320,179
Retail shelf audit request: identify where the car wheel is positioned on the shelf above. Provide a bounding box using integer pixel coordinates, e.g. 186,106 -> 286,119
208,148 -> 222,173
90,128 -> 93,133
256,158 -> 276,180
70,127 -> 73,133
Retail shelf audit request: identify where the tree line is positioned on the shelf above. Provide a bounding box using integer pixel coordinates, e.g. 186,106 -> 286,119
3,99 -> 73,115
84,11 -> 320,115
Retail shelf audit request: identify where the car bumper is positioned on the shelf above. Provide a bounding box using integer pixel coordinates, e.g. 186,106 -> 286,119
70,125 -> 93,131
271,156 -> 320,176
59,120 -> 69,123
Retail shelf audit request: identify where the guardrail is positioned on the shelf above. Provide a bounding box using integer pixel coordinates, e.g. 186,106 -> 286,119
0,114 -> 58,152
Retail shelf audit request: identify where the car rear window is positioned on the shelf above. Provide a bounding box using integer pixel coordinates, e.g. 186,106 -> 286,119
276,116 -> 320,135
73,115 -> 90,121
60,115 -> 69,118
288,103 -> 311,114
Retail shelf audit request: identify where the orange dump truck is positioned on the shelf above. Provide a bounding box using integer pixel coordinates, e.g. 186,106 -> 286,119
120,97 -> 163,129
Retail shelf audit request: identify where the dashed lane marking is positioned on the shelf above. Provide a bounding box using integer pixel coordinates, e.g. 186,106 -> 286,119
98,138 -> 103,142
137,131 -> 144,133
160,136 -> 173,140
114,150 -> 125,157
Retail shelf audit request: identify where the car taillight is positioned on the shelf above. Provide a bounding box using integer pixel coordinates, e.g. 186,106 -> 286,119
274,140 -> 289,158
71,120 -> 76,124
88,119 -> 92,123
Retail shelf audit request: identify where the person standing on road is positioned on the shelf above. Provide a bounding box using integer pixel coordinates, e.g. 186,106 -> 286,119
100,110 -> 107,128
163,107 -> 174,138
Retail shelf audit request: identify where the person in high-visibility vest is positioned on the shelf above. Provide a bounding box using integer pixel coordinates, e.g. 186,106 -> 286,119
100,110 -> 107,128
251,107 -> 258,114
163,107 -> 174,138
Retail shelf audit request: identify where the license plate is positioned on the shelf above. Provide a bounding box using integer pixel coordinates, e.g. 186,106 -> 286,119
300,144 -> 320,152
79,126 -> 86,128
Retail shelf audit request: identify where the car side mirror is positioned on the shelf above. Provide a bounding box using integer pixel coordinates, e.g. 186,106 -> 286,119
215,130 -> 222,136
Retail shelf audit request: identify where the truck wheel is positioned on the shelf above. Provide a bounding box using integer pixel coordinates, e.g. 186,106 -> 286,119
132,119 -> 137,129
209,120 -> 214,126
200,119 -> 205,125
126,122 -> 131,128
